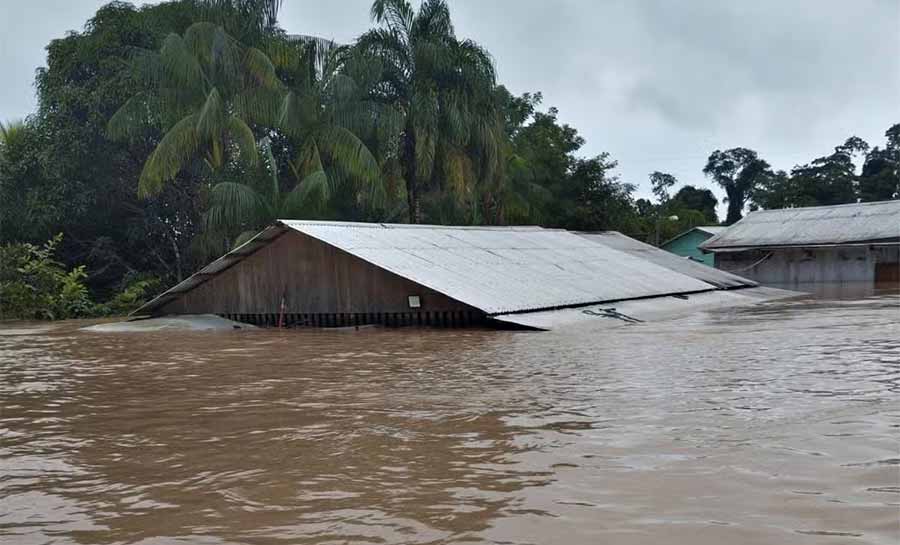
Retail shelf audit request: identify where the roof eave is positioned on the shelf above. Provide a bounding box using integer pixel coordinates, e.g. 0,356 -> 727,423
703,239 -> 900,252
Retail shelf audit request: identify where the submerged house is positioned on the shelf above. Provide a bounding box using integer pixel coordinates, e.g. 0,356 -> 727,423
660,226 -> 726,266
134,221 -> 781,330
700,200 -> 900,286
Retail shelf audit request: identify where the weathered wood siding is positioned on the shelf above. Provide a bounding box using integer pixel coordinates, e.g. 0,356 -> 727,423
158,231 -> 477,318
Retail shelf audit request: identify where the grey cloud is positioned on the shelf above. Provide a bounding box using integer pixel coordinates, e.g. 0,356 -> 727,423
3,0 -> 898,214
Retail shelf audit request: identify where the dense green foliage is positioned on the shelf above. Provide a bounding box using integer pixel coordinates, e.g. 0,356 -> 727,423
726,127 -> 899,222
0,235 -> 94,320
1,0 -> 897,319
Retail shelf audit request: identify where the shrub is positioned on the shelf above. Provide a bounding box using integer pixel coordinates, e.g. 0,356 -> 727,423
101,275 -> 162,316
0,235 -> 97,320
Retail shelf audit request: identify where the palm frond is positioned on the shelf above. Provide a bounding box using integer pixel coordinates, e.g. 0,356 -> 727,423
196,88 -> 227,139
371,0 -> 414,38
260,137 -> 281,206
159,33 -> 207,91
288,139 -> 322,186
107,93 -> 153,141
206,180 -> 270,231
0,119 -> 26,148
232,229 -> 260,248
234,86 -> 284,127
226,116 -> 259,166
411,0 -> 454,42
318,126 -> 381,182
284,169 -> 331,213
244,46 -> 281,88
138,114 -> 200,197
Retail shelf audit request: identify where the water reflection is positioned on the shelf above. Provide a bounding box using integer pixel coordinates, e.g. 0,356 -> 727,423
1,293 -> 898,544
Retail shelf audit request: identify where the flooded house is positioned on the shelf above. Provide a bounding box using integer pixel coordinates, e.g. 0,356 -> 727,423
700,200 -> 900,287
133,221 -> 785,330
660,226 -> 726,266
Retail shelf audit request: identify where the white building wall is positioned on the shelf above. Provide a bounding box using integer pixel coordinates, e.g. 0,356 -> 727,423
715,246 -> 899,285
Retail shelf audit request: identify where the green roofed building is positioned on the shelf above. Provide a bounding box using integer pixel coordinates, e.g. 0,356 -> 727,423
660,226 -> 725,266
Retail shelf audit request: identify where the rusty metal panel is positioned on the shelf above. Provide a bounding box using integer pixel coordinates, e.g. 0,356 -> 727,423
579,231 -> 757,289
702,200 -> 900,250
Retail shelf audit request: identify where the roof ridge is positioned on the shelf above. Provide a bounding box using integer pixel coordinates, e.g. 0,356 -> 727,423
276,220 -> 547,231
748,199 -> 900,215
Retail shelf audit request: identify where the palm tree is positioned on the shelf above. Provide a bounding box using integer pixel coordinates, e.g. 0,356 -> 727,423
203,138 -> 321,248
356,0 -> 502,223
0,120 -> 26,152
270,36 -> 389,215
195,0 -> 283,41
108,22 -> 281,196
703,148 -> 771,225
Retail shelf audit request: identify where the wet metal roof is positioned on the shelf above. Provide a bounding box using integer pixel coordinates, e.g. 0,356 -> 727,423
578,231 -> 757,289
285,221 -> 713,315
695,226 -> 727,236
701,200 -> 900,251
134,221 -> 716,316
492,286 -> 795,329
660,226 -> 725,248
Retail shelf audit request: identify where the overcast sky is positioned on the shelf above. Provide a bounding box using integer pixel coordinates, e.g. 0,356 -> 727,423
2,0 -> 898,216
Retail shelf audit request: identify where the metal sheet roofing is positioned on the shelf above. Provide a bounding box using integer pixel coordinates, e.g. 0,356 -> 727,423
134,221 -> 716,316
286,221 -> 713,315
578,231 -> 757,289
701,200 -> 900,251
493,286 -> 797,330
695,226 -> 727,236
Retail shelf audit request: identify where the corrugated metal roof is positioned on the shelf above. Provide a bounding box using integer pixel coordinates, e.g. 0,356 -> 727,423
286,221 -> 714,315
660,225 -> 724,247
578,231 -> 757,289
134,221 -> 716,317
696,226 -> 727,236
702,200 -> 900,250
492,286 -> 798,330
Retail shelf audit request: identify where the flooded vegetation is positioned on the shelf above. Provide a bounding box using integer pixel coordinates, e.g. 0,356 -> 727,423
1,292 -> 898,544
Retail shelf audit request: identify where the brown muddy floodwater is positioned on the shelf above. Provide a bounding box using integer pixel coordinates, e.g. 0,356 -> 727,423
1,292 -> 899,545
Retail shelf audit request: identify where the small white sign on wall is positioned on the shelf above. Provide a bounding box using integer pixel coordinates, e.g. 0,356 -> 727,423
407,295 -> 421,308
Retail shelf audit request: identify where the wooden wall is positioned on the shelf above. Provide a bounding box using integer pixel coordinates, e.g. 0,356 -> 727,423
157,231 -> 481,326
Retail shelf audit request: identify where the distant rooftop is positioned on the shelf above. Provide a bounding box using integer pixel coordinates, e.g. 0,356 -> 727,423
695,226 -> 726,236
701,200 -> 900,251
660,225 -> 725,247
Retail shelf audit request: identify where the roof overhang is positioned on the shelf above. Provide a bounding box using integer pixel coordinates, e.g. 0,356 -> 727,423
703,240 -> 900,253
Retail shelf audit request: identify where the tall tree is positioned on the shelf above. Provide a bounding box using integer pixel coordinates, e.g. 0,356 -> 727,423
14,2 -> 209,289
272,36 -> 387,218
0,120 -> 43,243
751,169 -> 796,210
791,136 -> 868,206
649,171 -> 677,204
356,0 -> 501,223
671,185 -> 718,224
703,148 -> 770,224
859,124 -> 899,202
